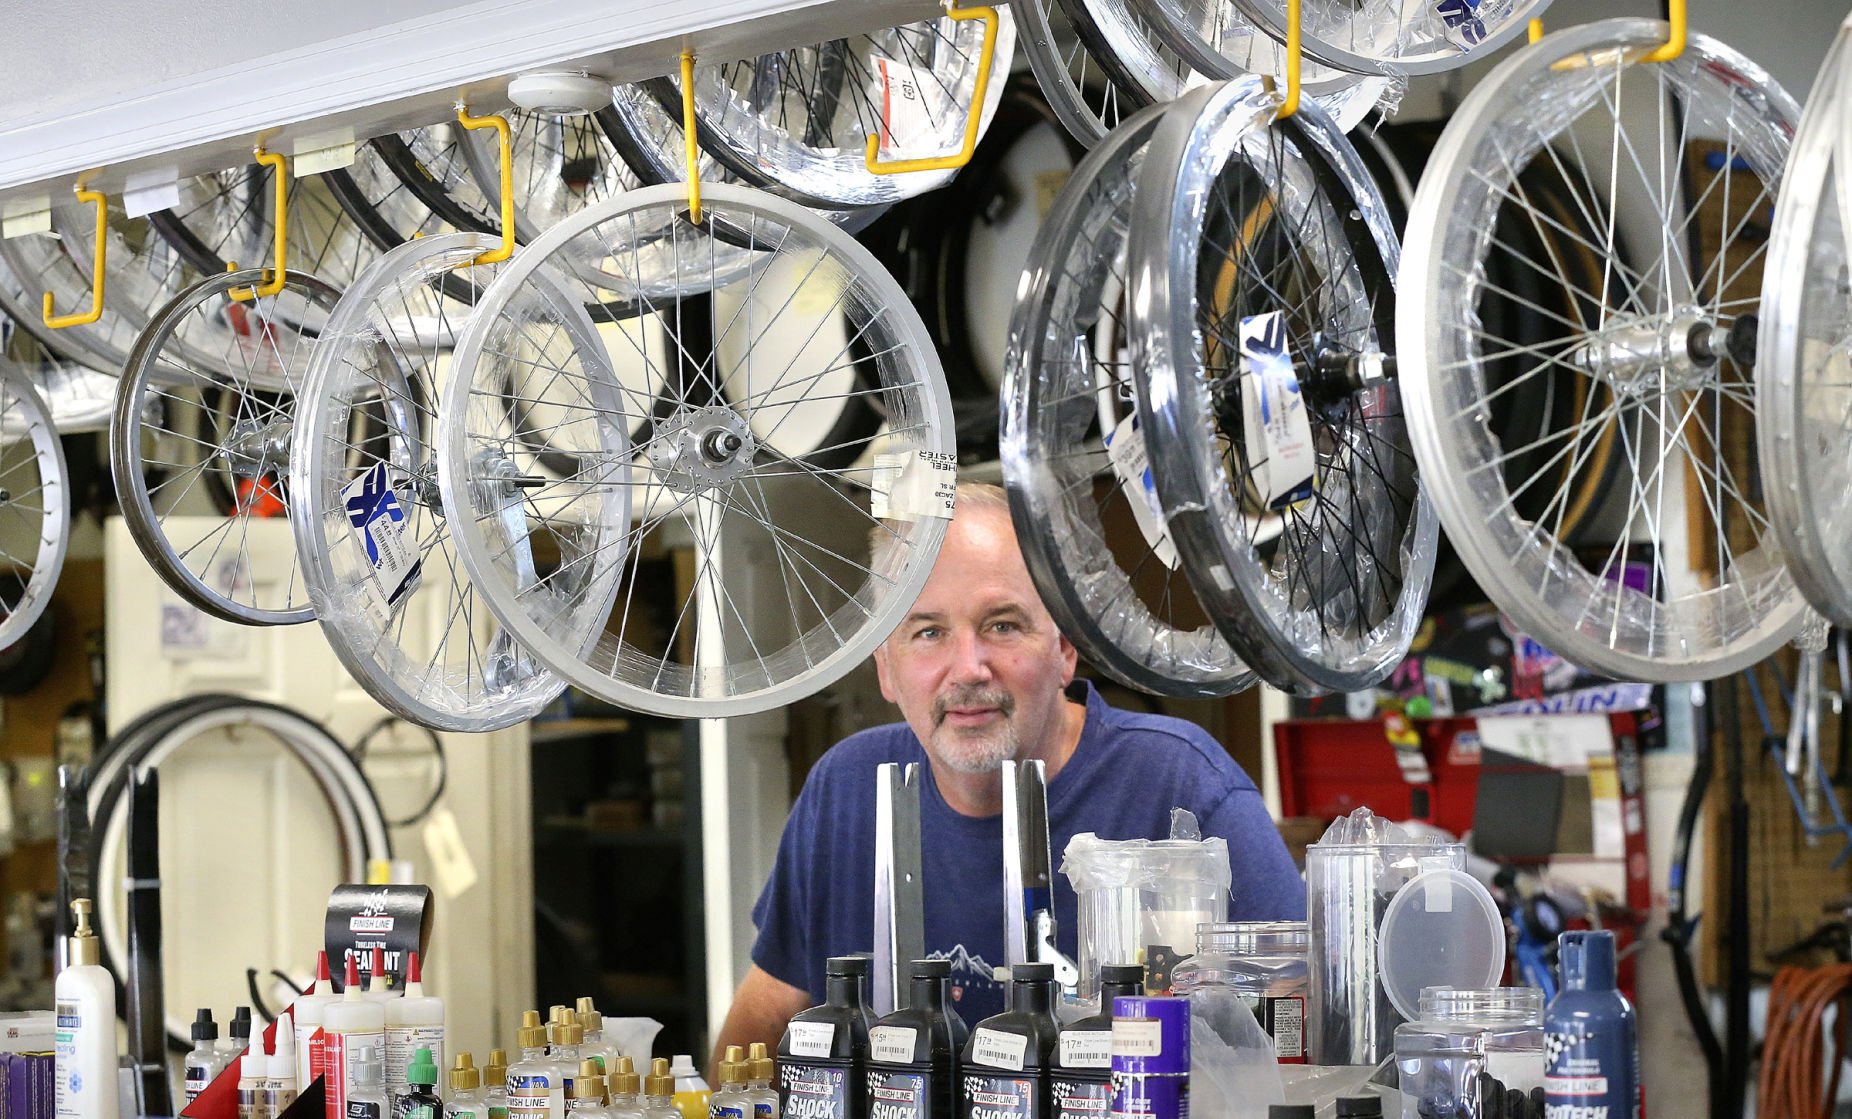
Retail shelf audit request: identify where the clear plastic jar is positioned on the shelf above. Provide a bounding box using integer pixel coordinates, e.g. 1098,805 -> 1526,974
1171,921 -> 1310,1063
1393,988 -> 1545,1119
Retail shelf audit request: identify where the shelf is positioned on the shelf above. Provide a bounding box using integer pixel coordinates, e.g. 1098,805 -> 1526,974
529,717 -> 634,743
0,0 -> 942,206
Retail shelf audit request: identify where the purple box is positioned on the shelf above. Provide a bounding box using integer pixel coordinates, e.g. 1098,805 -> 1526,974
4,1051 -> 55,1119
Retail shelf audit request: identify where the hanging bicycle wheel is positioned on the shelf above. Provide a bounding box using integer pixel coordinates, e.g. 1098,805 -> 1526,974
1758,23 -> 1852,627
652,13 -> 1017,210
373,126 -> 502,236
149,163 -> 383,293
1132,79 -> 1431,695
1016,0 -> 1147,147
1223,0 -> 1552,75
0,223 -> 154,376
1400,19 -> 1806,681
111,270 -> 338,625
1061,0 -> 1386,132
459,107 -> 643,245
0,366 -> 70,650
1003,101 -> 1254,697
292,233 -> 565,730
439,182 -> 953,716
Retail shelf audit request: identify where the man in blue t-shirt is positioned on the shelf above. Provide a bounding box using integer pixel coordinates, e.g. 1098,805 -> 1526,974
710,483 -> 1304,1061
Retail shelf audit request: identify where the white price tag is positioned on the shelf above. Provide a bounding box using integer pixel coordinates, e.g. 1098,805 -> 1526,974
786,1021 -> 836,1058
341,461 -> 423,621
869,1026 -> 918,1065
1058,1031 -> 1112,1069
869,55 -> 945,157
1110,1019 -> 1164,1058
422,806 -> 479,899
871,450 -> 956,522
1104,412 -> 1180,570
970,1028 -> 1028,1071
1237,311 -> 1317,510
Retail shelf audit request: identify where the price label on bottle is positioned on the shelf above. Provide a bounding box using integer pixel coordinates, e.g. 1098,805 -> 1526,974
786,1022 -> 837,1059
869,1026 -> 918,1065
1110,1019 -> 1164,1058
970,1028 -> 1028,1072
1058,1031 -> 1112,1069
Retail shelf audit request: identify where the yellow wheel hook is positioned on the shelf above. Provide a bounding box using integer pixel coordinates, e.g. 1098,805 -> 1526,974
680,51 -> 705,224
42,175 -> 106,330
864,0 -> 999,174
456,102 -> 515,265
228,147 -> 290,302
1275,0 -> 1302,120
1527,0 -> 1685,61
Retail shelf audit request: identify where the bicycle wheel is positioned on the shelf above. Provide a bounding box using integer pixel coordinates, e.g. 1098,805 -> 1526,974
1016,0 -> 1147,147
1132,79 -> 1431,694
111,270 -> 338,625
1400,20 -> 1806,681
1003,101 -> 1254,696
656,14 -> 1017,209
292,233 -> 565,730
458,106 -> 642,245
1224,0 -> 1552,75
438,182 -> 954,716
374,127 -> 502,236
1759,22 -> 1852,627
0,366 -> 70,649
148,163 -> 383,293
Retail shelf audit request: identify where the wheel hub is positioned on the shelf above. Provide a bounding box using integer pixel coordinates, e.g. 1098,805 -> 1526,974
1570,306 -> 1723,395
221,417 -> 292,478
652,405 -> 758,493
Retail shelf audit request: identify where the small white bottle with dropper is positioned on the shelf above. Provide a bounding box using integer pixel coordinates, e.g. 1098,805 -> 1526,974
240,1030 -> 271,1119
267,1011 -> 300,1117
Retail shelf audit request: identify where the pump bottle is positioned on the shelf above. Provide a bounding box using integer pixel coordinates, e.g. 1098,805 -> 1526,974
865,959 -> 963,1119
959,963 -> 1060,1119
186,1009 -> 223,1102
53,900 -> 118,1119
606,1058 -> 644,1119
507,1010 -> 563,1119
1543,931 -> 1639,1119
642,1060 -> 681,1119
349,1047 -> 391,1119
745,1044 -> 778,1119
709,1048 -> 751,1119
447,1054 -> 486,1119
298,954 -> 340,1090
1051,966 -> 1141,1119
326,954 -> 389,1119
483,1051 -> 510,1119
397,1048 -> 443,1119
388,952 -> 446,1108
574,999 -> 620,1076
567,1061 -> 613,1119
268,1012 -> 300,1117
776,956 -> 871,1119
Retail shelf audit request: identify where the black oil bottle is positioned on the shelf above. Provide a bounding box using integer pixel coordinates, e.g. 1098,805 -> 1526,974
865,960 -> 964,1119
1051,966 -> 1142,1119
959,964 -> 1059,1119
778,957 -> 872,1119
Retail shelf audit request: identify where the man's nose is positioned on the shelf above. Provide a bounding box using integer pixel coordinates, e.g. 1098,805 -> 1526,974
946,629 -> 993,684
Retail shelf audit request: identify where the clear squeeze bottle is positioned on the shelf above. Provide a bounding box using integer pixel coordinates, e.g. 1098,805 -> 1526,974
575,999 -> 620,1076
1051,965 -> 1142,1119
778,956 -> 872,1119
709,1048 -> 751,1119
567,1062 -> 612,1119
549,1015 -> 586,1102
447,1053 -> 486,1119
186,1009 -> 222,1103
643,1060 -> 681,1119
606,1057 -> 645,1119
958,964 -> 1059,1119
866,959 -> 963,1119
349,1047 -> 391,1119
507,1011 -> 562,1119
745,1044 -> 779,1119
484,1050 -> 511,1119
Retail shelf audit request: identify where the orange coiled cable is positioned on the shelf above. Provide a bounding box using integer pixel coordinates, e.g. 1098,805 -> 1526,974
1758,964 -> 1852,1119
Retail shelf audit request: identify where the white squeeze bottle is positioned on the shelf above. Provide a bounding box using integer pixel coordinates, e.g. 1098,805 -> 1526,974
296,952 -> 339,1091
387,951 -> 446,1107
268,1012 -> 300,1117
240,1032 -> 270,1119
325,954 -> 388,1119
54,899 -> 118,1119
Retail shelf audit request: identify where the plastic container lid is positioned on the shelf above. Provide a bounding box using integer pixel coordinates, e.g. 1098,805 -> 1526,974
1375,867 -> 1506,1021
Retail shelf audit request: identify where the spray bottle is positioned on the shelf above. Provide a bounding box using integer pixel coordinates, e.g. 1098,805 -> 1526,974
507,1010 -> 563,1119
484,1051 -> 510,1119
567,1061 -> 613,1119
398,1048 -> 443,1119
388,952 -> 446,1108
349,1047 -> 391,1119
297,953 -> 340,1090
745,1045 -> 778,1119
669,1056 -> 710,1119
326,954 -> 389,1119
186,1010 -> 222,1103
240,1033 -> 271,1119
1543,931 -> 1639,1119
574,1000 -> 620,1076
268,1012 -> 300,1117
642,1060 -> 681,1119
606,1058 -> 644,1119
447,1054 -> 486,1119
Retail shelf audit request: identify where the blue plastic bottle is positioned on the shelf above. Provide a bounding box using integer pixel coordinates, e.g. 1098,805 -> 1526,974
1542,931 -> 1638,1119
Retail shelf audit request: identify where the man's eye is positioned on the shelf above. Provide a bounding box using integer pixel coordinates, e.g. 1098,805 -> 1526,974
915,627 -> 941,640
992,621 -> 1019,634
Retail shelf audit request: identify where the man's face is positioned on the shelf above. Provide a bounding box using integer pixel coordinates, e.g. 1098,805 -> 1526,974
874,505 -> 1079,775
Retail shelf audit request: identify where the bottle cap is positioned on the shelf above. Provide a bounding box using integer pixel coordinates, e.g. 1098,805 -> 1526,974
68,900 -> 99,967
906,959 -> 950,978
550,1019 -> 584,1047
269,1011 -> 296,1081
518,1010 -> 548,1050
351,1045 -> 385,1087
747,1043 -> 772,1082
570,1060 -> 605,1100
549,1005 -> 568,1023
575,996 -> 600,1026
1108,996 -> 1189,1075
450,1053 -> 482,1092
1010,963 -> 1055,982
404,950 -> 425,994
823,957 -> 869,977
192,1009 -> 219,1044
1099,964 -> 1144,991
718,1046 -> 745,1086
367,946 -> 390,992
668,1054 -> 698,1078
343,955 -> 365,1001
314,951 -> 333,993
408,1048 -> 439,1087
1559,929 -> 1618,992
485,1050 -> 509,1084
1269,1108 -> 1316,1119
1335,1098 -> 1383,1118
608,1057 -> 640,1096
644,1058 -> 674,1098
231,1006 -> 253,1043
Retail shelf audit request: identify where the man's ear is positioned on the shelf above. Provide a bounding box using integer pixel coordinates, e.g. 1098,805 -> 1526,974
875,643 -> 898,704
1057,632 -> 1079,687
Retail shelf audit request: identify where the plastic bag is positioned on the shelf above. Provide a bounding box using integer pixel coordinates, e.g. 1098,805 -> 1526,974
603,1017 -> 664,1070
1190,988 -> 1284,1119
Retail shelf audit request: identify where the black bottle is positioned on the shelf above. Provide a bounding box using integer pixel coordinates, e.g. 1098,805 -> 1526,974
779,956 -> 873,1119
866,960 -> 965,1119
959,964 -> 1060,1119
1050,965 -> 1142,1119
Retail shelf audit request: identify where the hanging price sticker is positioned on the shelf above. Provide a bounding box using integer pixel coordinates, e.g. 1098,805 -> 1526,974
1237,311 -> 1317,510
341,461 -> 423,621
1104,412 -> 1181,571
871,449 -> 957,522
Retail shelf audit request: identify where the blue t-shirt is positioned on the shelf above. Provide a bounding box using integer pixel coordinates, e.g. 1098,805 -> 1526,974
750,680 -> 1306,1026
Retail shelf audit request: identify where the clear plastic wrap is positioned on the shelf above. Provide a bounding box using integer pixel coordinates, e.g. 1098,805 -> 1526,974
0,365 -> 69,649
1222,0 -> 1552,75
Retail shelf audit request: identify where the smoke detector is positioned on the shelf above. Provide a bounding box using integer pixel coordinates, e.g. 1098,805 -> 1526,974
506,71 -> 614,116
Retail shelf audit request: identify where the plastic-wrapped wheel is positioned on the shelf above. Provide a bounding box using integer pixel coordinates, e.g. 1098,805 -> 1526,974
0,366 -> 69,650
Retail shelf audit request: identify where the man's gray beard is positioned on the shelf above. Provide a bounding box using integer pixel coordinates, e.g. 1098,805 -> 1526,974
931,721 -> 1022,774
